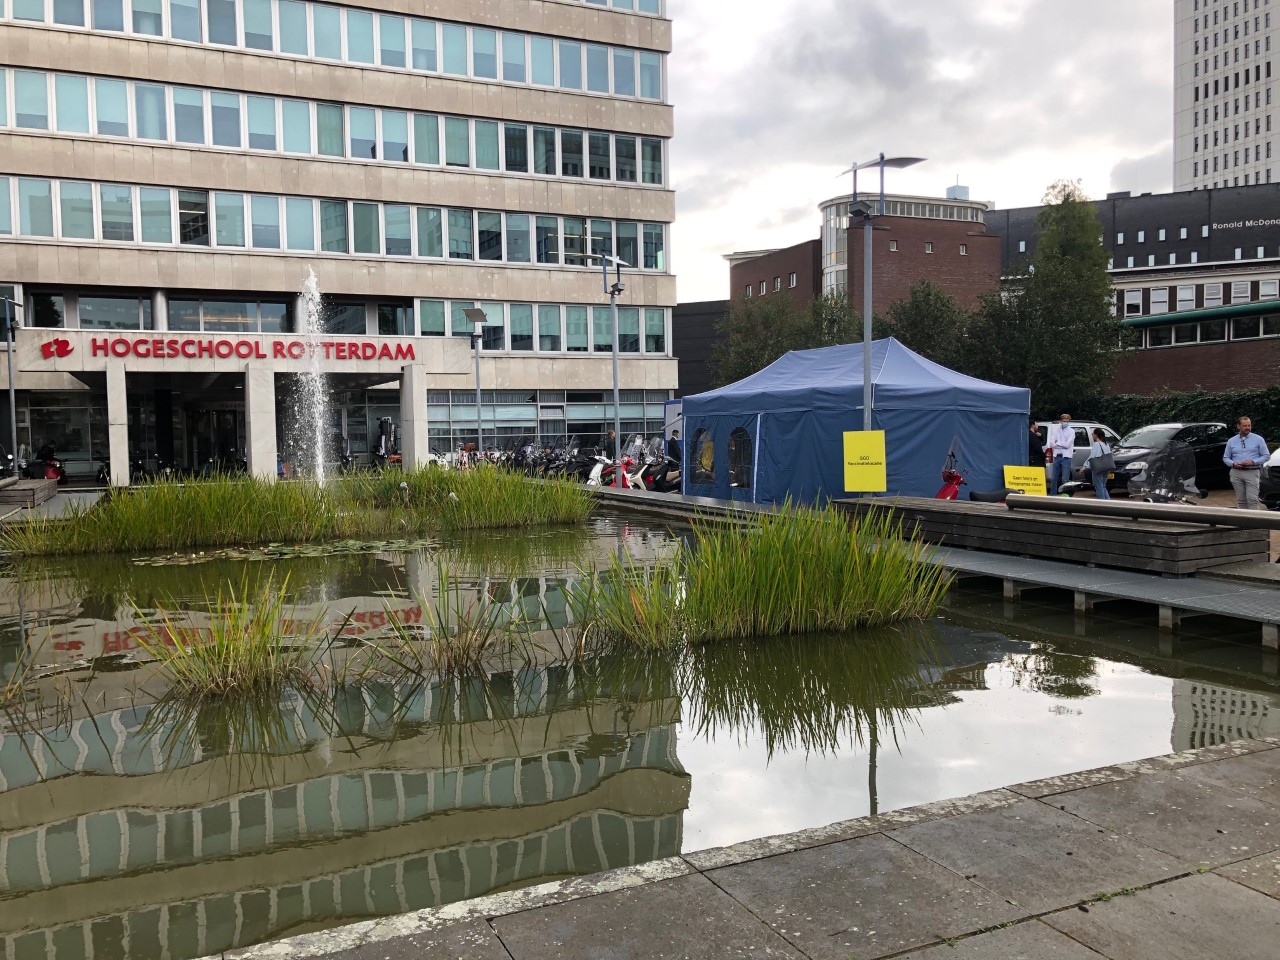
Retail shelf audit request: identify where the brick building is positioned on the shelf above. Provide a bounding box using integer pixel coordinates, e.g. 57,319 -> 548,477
726,240 -> 822,307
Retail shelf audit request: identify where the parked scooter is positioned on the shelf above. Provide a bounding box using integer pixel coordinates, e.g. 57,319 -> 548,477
935,450 -> 966,500
1129,440 -> 1208,505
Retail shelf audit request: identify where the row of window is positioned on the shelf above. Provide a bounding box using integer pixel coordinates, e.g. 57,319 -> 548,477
1193,91 -> 1274,130
1193,1 -> 1269,31
1192,155 -> 1274,176
1137,313 -> 1280,348
1120,278 -> 1280,315
573,0 -> 663,13
743,274 -> 799,297
0,69 -> 667,186
1193,60 -> 1272,101
2,0 -> 667,101
0,177 -> 670,268
1112,245 -> 1280,268
1194,117 -> 1274,148
24,291 -> 672,354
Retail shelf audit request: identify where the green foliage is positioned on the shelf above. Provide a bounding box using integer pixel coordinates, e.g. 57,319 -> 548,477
965,180 -> 1124,412
1073,386 -> 1280,437
131,575 -> 336,701
711,293 -> 871,387
0,469 -> 593,556
574,504 -> 952,645
885,281 -> 969,369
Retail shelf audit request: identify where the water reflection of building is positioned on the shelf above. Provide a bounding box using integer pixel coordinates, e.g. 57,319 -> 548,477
1171,679 -> 1280,751
0,662 -> 688,960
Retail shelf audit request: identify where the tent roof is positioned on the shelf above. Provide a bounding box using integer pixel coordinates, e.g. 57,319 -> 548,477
685,338 -> 1029,414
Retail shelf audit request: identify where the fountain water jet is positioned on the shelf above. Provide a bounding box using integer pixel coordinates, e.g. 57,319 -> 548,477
288,267 -> 329,483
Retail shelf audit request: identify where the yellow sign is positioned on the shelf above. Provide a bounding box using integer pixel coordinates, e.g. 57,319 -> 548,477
843,431 -> 887,492
1003,465 -> 1047,496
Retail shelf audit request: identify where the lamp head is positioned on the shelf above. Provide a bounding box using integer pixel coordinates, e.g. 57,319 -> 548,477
462,307 -> 486,337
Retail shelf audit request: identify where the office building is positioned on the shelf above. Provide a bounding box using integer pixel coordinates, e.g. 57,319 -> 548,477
0,0 -> 677,482
1174,0 -> 1276,190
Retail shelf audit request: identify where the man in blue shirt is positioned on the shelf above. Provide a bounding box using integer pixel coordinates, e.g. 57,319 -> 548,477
1223,415 -> 1270,509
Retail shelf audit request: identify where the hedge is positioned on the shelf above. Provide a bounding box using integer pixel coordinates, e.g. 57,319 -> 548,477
1068,386 -> 1280,438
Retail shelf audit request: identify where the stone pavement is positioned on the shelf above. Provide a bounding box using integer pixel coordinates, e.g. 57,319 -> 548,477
221,739 -> 1280,960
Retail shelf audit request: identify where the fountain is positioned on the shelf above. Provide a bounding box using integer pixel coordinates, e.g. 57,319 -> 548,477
289,267 -> 330,483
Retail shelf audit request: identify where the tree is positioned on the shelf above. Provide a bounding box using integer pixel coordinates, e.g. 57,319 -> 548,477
966,180 -> 1125,414
884,281 -> 968,369
711,293 -> 866,387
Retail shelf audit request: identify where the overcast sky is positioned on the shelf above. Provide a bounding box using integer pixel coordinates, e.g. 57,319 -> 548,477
666,0 -> 1175,302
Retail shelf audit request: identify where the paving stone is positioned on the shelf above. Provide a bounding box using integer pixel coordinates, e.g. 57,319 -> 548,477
1215,850 -> 1280,899
1053,761 -> 1280,867
900,919 -> 1103,959
888,798 -> 1186,912
705,832 -> 1023,960
492,872 -> 804,960
1175,748 -> 1280,802
1043,873 -> 1280,960
317,921 -> 510,960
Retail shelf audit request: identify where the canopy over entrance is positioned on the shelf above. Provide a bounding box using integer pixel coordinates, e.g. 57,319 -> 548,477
681,337 -> 1031,503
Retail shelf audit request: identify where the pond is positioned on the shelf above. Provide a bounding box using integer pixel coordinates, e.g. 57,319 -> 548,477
0,513 -> 1276,959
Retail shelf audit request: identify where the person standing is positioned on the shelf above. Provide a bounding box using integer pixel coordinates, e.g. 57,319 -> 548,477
666,429 -> 682,463
602,429 -> 617,459
1223,415 -> 1270,509
1083,427 -> 1113,500
1027,417 -> 1046,468
1047,414 -> 1075,496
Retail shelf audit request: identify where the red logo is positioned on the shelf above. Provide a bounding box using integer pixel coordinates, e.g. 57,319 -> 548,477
41,338 -> 73,359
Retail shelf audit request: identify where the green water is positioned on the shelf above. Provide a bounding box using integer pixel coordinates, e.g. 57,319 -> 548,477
0,514 -> 1276,959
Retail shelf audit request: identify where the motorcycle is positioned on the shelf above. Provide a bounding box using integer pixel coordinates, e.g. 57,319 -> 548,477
1128,440 -> 1207,505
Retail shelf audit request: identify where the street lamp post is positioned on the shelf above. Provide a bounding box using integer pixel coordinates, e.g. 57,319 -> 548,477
462,307 -> 487,462
1,296 -> 20,479
588,253 -> 628,485
838,154 -> 925,430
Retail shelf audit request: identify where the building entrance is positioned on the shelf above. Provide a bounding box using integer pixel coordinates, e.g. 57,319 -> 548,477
187,403 -> 247,473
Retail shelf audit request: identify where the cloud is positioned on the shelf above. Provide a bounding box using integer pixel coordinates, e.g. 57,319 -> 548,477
1110,145 -> 1175,196
667,0 -> 1174,301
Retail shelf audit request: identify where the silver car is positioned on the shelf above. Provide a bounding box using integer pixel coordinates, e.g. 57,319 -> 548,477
1035,421 -> 1122,473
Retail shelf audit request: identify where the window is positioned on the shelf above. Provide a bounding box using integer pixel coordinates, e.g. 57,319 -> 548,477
759,281 -> 767,295
690,428 -> 714,485
213,192 -> 245,246
384,204 -> 411,255
641,139 -> 663,184
1123,290 -> 1143,316
139,187 -> 172,243
618,306 -> 640,352
448,209 -> 473,259
586,44 -> 610,93
285,197 -> 314,250
728,427 -> 753,490
561,130 -> 584,177
178,189 -> 209,245
54,74 -> 90,133
414,113 -> 440,165
352,202 -> 380,254
506,213 -> 530,263
382,111 -> 409,163
59,181 -> 95,239
559,40 -> 583,89
645,308 -> 665,353
319,199 -> 347,252
1177,285 -> 1196,310
1018,239 -> 1026,253
380,15 -> 406,67
1116,231 -> 1125,244
1149,287 -> 1169,314
615,136 -> 637,182
504,124 -> 528,172
475,121 -> 500,169
210,92 -> 241,147
502,33 -> 527,82
538,305 -> 562,350
15,71 -> 49,130
536,216 -> 559,264
99,184 -> 134,241
565,306 -> 588,352
889,240 -> 898,252
1261,279 -> 1279,299
745,285 -> 752,298
415,207 -> 443,257
412,19 -> 438,70
773,277 -> 781,291
1205,283 -> 1224,307
1232,280 -> 1252,301
789,272 -> 797,288
478,211 -> 503,261
924,241 -> 933,253
959,243 -> 968,255
79,297 -> 144,330
473,28 -> 498,79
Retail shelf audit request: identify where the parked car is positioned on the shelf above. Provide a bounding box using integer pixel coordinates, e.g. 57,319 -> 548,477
1034,421 -> 1122,475
1111,422 -> 1231,493
1260,447 -> 1280,509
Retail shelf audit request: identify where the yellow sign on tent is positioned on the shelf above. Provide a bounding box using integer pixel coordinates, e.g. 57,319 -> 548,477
843,431 -> 887,492
1003,465 -> 1047,496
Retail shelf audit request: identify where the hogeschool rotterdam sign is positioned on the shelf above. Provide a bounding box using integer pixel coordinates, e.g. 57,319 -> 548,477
78,335 -> 416,362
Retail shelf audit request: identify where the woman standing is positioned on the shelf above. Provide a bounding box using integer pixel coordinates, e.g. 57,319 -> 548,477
1083,427 -> 1114,500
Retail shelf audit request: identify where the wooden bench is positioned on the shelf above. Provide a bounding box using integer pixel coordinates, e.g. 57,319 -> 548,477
0,479 -> 59,509
831,496 -> 1268,576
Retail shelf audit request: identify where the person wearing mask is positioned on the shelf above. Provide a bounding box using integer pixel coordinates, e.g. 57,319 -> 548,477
1223,415 -> 1270,509
1027,417 -> 1046,468
1047,414 -> 1075,496
667,429 -> 682,463
1081,427 -> 1114,500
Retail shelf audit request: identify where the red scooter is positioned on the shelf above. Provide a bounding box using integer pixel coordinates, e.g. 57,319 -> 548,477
935,451 -> 965,500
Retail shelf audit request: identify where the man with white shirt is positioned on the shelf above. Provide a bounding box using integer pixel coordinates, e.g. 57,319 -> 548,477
1047,413 -> 1076,496
1223,415 -> 1270,509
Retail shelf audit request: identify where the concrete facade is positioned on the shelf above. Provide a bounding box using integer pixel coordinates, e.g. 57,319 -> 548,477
0,0 -> 677,479
1174,0 -> 1277,190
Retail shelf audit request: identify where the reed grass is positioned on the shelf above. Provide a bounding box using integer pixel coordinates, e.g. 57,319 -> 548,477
576,504 -> 951,645
130,575 -> 337,700
0,469 -> 593,556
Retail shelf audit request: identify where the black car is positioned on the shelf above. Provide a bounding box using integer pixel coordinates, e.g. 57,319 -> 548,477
1109,422 -> 1231,493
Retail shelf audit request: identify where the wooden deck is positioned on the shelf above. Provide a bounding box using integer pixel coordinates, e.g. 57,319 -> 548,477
0,479 -> 58,509
832,496 -> 1268,576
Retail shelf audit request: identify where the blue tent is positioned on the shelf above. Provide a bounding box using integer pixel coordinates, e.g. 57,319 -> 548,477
680,338 -> 1031,503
